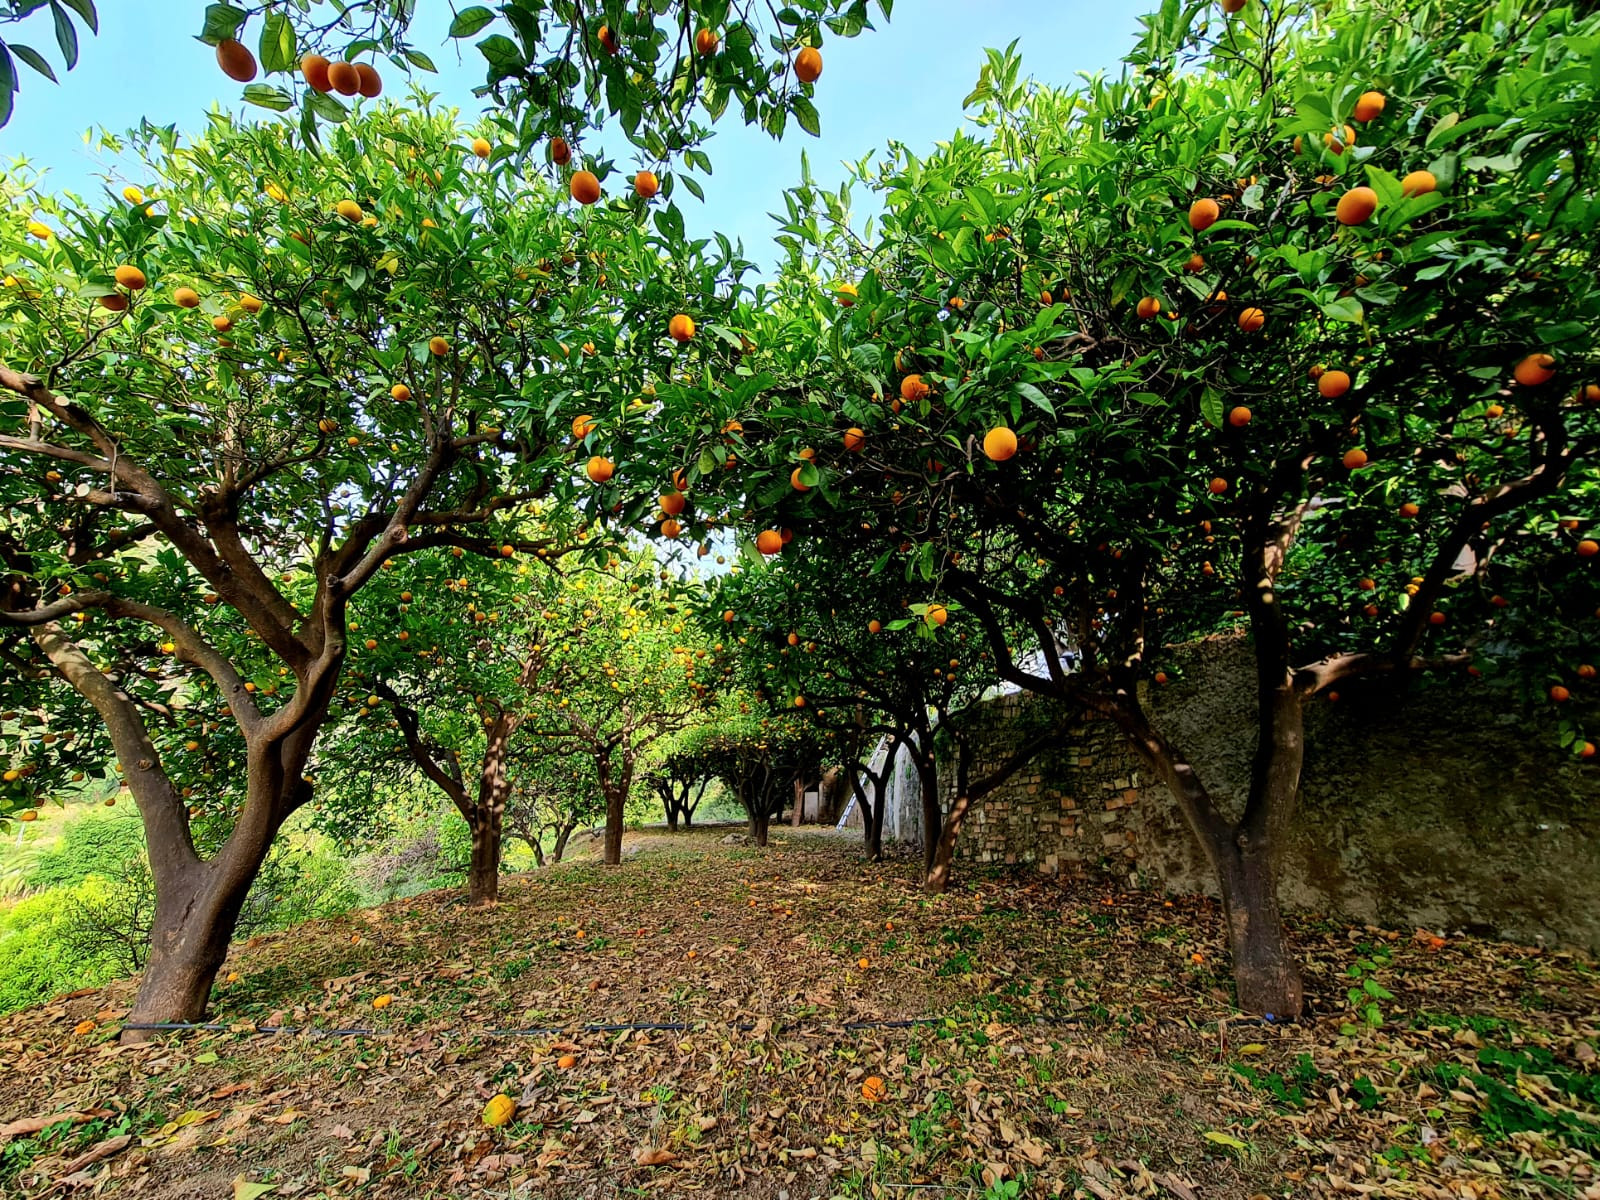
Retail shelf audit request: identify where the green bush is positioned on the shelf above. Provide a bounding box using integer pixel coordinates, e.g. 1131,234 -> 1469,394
0,882 -> 122,1013
22,809 -> 144,891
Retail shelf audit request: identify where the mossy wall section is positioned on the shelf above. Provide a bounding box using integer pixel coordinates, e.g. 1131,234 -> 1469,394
944,637 -> 1600,953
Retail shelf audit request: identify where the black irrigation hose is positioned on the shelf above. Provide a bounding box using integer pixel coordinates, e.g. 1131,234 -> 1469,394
120,1015 -> 958,1040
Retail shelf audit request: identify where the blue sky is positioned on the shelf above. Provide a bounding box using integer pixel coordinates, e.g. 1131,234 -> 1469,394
1,1 -> 1143,263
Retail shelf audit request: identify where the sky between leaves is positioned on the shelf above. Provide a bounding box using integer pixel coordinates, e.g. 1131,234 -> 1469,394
0,1 -> 1142,273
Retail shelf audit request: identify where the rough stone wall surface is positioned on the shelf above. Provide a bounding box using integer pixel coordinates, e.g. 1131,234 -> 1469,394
937,637 -> 1600,954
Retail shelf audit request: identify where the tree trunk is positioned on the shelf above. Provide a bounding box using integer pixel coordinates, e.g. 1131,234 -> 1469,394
1217,841 -> 1302,1018
925,793 -> 970,895
665,805 -> 679,833
602,785 -> 625,864
915,749 -> 940,876
749,809 -> 770,846
466,812 -> 502,905
790,774 -> 805,827
529,834 -> 546,869
552,822 -> 574,863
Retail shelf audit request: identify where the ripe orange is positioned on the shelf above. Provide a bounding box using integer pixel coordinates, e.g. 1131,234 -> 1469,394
1428,611 -> 1446,626
550,137 -> 572,165
1335,186 -> 1378,226
1189,198 -> 1220,232
585,456 -> 615,483
723,610 -> 735,623
1323,124 -> 1356,155
1352,90 -> 1385,122
1485,404 -> 1504,418
558,1053 -> 577,1069
842,427 -> 866,452
695,28 -> 720,55
1208,477 -> 1228,494
1401,170 -> 1437,197
1318,369 -> 1351,398
983,426 -> 1018,461
868,620 -> 882,633
634,170 -> 659,199
900,374 -> 930,402
660,491 -> 686,516
114,264 -> 147,290
1513,353 -> 1555,387
572,414 -> 597,439
1579,384 -> 1600,404
790,467 -> 811,492
1154,671 -> 1169,685
1583,742 -> 1597,759
301,53 -> 332,92
1136,296 -> 1161,319
570,171 -> 602,205
598,25 -> 620,55
472,137 -> 492,159
1185,253 -> 1205,273
1579,539 -> 1599,558
1228,406 -> 1251,427
1551,685 -> 1571,702
926,603 -> 949,626
98,293 -> 128,312
1237,307 -> 1265,332
1358,577 -> 1375,590
216,39 -> 258,83
327,60 -> 360,95
794,695 -> 806,708
661,518 -> 683,538
239,293 -> 262,314
1580,665 -> 1597,680
429,336 -> 450,356
1342,448 -> 1368,470
1220,0 -> 1246,12
1398,502 -> 1420,518
212,314 -> 232,332
795,46 -> 823,83
669,313 -> 696,342
336,199 -> 363,222
355,63 -> 383,97
756,530 -> 784,555
391,383 -> 411,402
174,286 -> 200,308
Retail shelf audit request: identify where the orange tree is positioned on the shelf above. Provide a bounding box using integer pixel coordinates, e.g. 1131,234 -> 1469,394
0,101 -> 736,1027
313,531 -> 583,905
3,0 -> 887,181
670,706 -> 828,845
520,551 -> 714,864
504,746 -> 607,865
638,0 -> 1600,1018
705,540 -> 1057,877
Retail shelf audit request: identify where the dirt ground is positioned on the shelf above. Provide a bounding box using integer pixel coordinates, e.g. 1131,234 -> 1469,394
1,826 -> 1596,1199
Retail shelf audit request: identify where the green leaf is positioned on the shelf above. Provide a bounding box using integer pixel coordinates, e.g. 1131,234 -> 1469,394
791,95 -> 820,137
242,83 -> 293,111
0,46 -> 16,128
1321,296 -> 1364,324
49,0 -> 79,70
1200,386 -> 1223,429
9,42 -> 56,83
1203,1131 -> 1247,1151
257,11 -> 295,74
305,90 -> 348,123
449,6 -> 495,38
1015,381 -> 1054,416
404,49 -> 437,73
59,0 -> 97,35
476,34 -> 525,81
198,3 -> 247,46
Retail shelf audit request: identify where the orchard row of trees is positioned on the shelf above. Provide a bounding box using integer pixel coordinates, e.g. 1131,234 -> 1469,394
5,0 -> 1599,1033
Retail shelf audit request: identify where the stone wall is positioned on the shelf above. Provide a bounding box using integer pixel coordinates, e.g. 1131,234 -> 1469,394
935,637 -> 1600,954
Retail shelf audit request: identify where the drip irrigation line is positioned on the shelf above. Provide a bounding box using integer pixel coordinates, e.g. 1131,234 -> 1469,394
120,1015 -> 960,1040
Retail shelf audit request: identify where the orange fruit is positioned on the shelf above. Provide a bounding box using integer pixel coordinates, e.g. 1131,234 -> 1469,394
1136,296 -> 1161,319
391,383 -> 411,402
695,28 -> 720,55
1399,502 -> 1420,518
661,518 -> 682,538
1185,253 -> 1205,273
1228,406 -> 1251,427
1237,307 -> 1265,332
570,171 -> 602,205
900,374 -> 930,402
1323,124 -> 1356,155
558,1054 -> 577,1069
472,137 -> 492,159
482,1095 -> 516,1127
795,46 -> 823,83
794,695 -> 806,708
598,25 -> 620,55
550,137 -> 572,165
301,53 -> 332,92
114,264 -> 147,290
634,170 -> 659,199
1154,671 -> 1169,685
861,1076 -> 887,1102
1514,353 -> 1555,387
926,603 -> 949,626
1401,170 -> 1437,197
1579,539 -> 1599,558
983,427 -> 1018,461
216,39 -> 258,83
173,286 -> 200,308
354,63 -> 383,97
868,620 -> 882,633
842,427 -> 866,452
669,313 -> 696,342
327,60 -> 360,95
1579,384 -> 1600,404
1582,742 -> 1596,759
1220,0 -> 1246,12
1208,477 -> 1228,494
1342,448 -> 1368,470
790,467 -> 811,492
98,294 -> 129,312
756,530 -> 784,555
1189,197 -> 1220,231
1428,611 -> 1446,626
429,336 -> 450,356
1335,186 -> 1378,226
660,491 -> 686,516
372,993 -> 393,1009
1551,685 -> 1571,702
572,414 -> 597,439
585,456 -> 615,483
212,314 -> 232,332
336,199 -> 363,222
1358,577 -> 1375,590
239,293 -> 262,313
1352,90 -> 1385,122
1318,369 -> 1351,398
